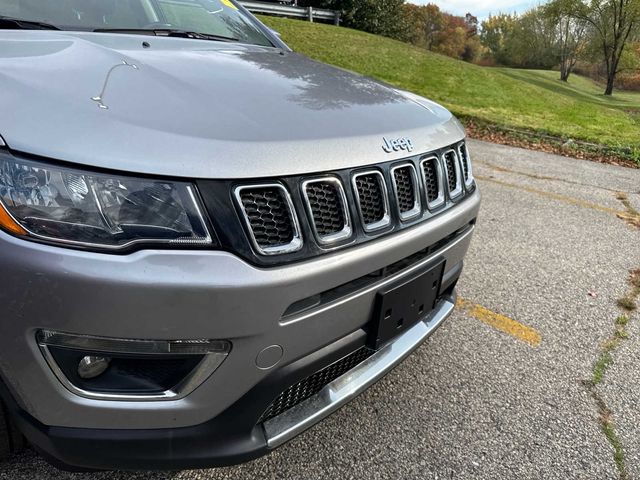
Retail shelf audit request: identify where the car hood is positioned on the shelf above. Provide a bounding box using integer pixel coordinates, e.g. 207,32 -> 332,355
0,31 -> 464,178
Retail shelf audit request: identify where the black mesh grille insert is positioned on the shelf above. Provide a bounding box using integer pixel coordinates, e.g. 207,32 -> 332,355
444,151 -> 458,193
393,166 -> 416,214
305,181 -> 346,237
239,187 -> 295,248
459,145 -> 470,181
422,158 -> 440,204
355,173 -> 385,226
260,347 -> 375,422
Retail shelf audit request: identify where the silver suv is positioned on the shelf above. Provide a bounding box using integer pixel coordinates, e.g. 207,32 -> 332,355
0,0 -> 480,471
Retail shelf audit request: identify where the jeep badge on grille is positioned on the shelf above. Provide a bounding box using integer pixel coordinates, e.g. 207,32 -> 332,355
382,137 -> 414,153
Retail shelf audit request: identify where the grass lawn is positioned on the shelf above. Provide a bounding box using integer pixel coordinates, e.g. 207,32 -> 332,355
261,16 -> 640,156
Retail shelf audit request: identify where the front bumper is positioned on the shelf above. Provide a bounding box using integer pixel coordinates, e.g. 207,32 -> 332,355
0,188 -> 480,469
3,293 -> 456,471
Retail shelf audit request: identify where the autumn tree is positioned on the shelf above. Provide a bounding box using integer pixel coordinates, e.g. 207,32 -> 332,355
401,3 -> 481,61
401,3 -> 443,49
433,14 -> 468,58
481,13 -> 518,65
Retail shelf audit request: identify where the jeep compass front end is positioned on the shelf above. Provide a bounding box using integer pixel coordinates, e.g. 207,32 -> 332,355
0,0 -> 480,470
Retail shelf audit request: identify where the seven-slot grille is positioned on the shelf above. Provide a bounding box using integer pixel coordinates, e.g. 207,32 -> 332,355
353,171 -> 390,231
235,185 -> 302,255
391,164 -> 420,220
302,178 -> 351,244
234,142 -> 472,257
260,346 -> 375,422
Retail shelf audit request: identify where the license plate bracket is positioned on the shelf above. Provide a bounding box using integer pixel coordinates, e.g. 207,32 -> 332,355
369,259 -> 445,349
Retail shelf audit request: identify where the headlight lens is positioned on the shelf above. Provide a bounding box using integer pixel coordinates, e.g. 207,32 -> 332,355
0,154 -> 212,250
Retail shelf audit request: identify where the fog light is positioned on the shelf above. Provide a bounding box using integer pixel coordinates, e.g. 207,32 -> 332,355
78,355 -> 111,379
36,330 -> 231,401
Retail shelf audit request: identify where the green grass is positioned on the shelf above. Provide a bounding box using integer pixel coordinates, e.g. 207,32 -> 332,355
261,17 -> 640,152
592,351 -> 614,385
602,421 -> 628,479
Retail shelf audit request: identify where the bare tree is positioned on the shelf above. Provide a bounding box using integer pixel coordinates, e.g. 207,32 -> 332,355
544,0 -> 588,81
578,0 -> 640,95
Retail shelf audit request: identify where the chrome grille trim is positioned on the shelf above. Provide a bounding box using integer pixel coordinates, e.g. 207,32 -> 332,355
419,155 -> 445,210
458,142 -> 474,188
442,149 -> 463,199
234,183 -> 303,256
390,162 -> 421,221
301,177 -> 353,246
351,170 -> 391,233
216,140 -> 473,261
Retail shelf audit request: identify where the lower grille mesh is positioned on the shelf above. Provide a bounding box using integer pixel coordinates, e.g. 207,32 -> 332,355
239,187 -> 294,248
355,174 -> 385,226
260,347 -> 375,422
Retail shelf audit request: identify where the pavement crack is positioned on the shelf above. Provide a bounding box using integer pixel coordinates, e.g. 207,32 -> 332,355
591,390 -> 628,480
615,192 -> 640,229
476,161 -> 635,194
475,175 -> 625,217
585,270 -> 639,480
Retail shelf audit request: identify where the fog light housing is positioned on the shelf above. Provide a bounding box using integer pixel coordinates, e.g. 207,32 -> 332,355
78,355 -> 111,379
36,330 -> 231,401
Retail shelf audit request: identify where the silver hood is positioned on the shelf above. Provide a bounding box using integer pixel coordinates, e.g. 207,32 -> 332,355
0,31 -> 465,178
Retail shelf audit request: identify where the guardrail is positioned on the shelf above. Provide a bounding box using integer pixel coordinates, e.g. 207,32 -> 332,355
239,1 -> 341,25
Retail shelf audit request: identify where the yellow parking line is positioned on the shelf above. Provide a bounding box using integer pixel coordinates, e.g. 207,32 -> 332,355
475,175 -> 625,217
456,298 -> 541,347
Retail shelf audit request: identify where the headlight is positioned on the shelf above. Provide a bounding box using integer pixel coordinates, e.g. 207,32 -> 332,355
0,153 -> 213,251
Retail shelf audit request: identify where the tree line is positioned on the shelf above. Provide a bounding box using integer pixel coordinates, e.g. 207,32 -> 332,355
299,0 -> 640,96
481,0 -> 640,95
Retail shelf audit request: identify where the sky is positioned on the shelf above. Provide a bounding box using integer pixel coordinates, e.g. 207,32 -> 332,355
409,1 -> 544,20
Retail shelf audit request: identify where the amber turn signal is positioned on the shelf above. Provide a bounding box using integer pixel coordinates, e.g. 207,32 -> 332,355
0,203 -> 27,236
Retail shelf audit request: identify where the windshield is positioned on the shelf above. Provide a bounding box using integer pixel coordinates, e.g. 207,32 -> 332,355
0,0 -> 274,46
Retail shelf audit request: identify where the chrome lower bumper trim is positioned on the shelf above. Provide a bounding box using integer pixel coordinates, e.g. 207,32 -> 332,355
263,293 -> 456,448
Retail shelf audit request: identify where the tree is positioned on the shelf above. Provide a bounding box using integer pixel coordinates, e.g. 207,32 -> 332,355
465,13 -> 478,36
420,3 -> 444,50
434,13 -> 468,58
577,0 -> 640,95
401,3 -> 481,61
315,0 -> 407,39
401,3 -> 444,49
544,0 -> 588,81
481,14 -> 518,65
481,10 -> 557,68
514,7 -> 558,68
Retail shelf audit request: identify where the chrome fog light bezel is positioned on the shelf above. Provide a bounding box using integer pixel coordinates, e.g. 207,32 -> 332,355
36,330 -> 231,402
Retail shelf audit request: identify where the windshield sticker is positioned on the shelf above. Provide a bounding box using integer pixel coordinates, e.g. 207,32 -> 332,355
220,0 -> 238,10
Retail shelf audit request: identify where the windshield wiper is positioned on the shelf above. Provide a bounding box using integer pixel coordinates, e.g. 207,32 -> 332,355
0,16 -> 60,30
93,28 -> 238,42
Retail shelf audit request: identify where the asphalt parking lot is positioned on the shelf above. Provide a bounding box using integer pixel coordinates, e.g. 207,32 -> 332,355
1,140 -> 639,480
